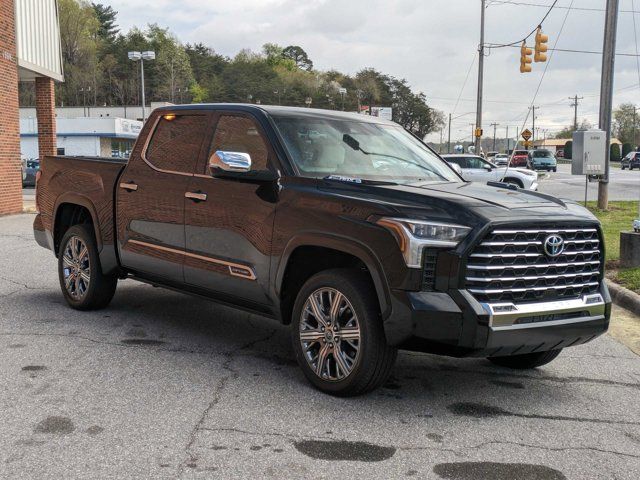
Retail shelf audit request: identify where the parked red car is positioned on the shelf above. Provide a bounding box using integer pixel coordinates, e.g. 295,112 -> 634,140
510,150 -> 529,168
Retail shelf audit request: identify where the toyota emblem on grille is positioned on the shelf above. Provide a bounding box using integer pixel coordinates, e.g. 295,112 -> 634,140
543,234 -> 565,257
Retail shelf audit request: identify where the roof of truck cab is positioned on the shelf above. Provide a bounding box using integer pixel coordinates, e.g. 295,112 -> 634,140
156,103 -> 397,125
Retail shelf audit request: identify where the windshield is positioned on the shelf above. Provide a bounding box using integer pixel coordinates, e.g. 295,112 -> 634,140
272,115 -> 460,184
532,150 -> 553,158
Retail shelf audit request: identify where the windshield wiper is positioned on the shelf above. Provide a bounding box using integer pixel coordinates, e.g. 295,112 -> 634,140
342,134 -> 448,181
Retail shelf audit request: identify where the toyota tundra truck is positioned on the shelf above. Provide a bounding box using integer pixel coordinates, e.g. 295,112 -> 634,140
34,104 -> 611,396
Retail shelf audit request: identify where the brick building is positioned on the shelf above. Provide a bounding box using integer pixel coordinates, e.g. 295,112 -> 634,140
0,0 -> 63,215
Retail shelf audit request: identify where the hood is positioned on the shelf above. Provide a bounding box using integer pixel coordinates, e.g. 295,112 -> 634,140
381,181 -> 561,209
316,179 -> 597,225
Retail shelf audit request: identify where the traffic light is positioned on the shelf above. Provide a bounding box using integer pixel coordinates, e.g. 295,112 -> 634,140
520,41 -> 532,73
535,27 -> 548,62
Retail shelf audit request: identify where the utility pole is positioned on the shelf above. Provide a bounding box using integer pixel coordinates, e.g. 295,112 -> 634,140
529,106 -> 538,144
633,105 -> 638,147
491,123 -> 499,151
448,113 -> 452,153
506,125 -> 510,152
474,0 -> 486,153
598,0 -> 620,210
439,128 -> 444,153
569,95 -> 583,130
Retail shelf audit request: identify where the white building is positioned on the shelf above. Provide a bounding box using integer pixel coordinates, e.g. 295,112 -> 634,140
19,102 -> 174,122
20,117 -> 142,159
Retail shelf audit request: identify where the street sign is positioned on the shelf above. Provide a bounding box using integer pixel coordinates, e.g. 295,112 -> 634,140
521,129 -> 532,141
523,140 -> 533,148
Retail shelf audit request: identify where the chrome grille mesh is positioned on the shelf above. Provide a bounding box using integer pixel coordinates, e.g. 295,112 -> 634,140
465,227 -> 602,303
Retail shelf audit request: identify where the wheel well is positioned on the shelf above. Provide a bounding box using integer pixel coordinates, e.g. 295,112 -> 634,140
503,177 -> 524,188
279,246 -> 374,325
54,203 -> 94,255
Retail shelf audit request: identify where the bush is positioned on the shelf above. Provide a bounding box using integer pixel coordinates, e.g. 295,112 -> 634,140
564,140 -> 572,159
622,142 -> 633,157
610,143 -> 621,162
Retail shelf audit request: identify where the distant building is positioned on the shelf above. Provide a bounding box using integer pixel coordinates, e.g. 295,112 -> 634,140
20,117 -> 142,159
533,137 -> 623,154
0,0 -> 63,214
19,102 -> 174,122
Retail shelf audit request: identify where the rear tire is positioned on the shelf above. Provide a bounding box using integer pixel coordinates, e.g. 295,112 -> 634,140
291,268 -> 397,396
552,167 -> 557,172
488,349 -> 562,369
58,224 -> 117,310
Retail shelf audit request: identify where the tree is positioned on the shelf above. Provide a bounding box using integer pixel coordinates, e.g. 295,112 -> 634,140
622,142 -> 633,157
564,140 -> 573,159
610,143 -> 621,163
146,25 -> 194,103
613,103 -> 639,145
91,3 -> 118,42
57,0 -> 100,106
282,45 -> 313,71
554,119 -> 592,139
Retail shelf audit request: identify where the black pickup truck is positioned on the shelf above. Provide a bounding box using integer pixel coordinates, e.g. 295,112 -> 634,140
34,105 -> 611,396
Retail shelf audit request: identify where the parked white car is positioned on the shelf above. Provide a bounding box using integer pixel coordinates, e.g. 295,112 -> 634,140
442,154 -> 538,190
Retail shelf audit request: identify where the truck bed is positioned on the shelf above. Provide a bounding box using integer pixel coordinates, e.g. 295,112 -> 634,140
35,155 -> 127,256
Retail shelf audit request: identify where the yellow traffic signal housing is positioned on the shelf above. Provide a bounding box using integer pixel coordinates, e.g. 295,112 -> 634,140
535,27 -> 548,62
520,42 -> 533,73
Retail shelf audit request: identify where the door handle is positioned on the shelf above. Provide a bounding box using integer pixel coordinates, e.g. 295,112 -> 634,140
185,191 -> 207,202
120,182 -> 138,191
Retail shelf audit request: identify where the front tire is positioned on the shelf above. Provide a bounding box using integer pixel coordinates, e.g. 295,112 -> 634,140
291,269 -> 397,396
503,178 -> 523,188
488,349 -> 562,369
58,224 -> 117,310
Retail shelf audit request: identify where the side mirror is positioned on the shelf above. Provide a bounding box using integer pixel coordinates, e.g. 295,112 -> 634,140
208,150 -> 278,183
483,164 -> 492,171
209,150 -> 251,175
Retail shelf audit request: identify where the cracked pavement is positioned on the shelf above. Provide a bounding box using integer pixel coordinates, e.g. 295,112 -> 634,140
1,213 -> 639,479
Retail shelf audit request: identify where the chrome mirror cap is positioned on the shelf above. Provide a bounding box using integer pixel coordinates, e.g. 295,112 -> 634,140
209,151 -> 252,174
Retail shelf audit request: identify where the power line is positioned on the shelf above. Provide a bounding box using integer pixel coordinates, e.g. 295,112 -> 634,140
491,44 -> 640,57
486,0 -> 558,48
488,0 -> 640,14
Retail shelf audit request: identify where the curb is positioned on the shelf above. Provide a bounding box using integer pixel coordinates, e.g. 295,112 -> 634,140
606,279 -> 640,316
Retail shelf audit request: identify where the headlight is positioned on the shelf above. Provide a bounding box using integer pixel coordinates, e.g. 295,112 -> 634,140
376,218 -> 471,268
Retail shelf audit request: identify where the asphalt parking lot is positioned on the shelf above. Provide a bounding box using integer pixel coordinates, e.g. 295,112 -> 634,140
1,213 -> 639,479
537,163 -> 640,201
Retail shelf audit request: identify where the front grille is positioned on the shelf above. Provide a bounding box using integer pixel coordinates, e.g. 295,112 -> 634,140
465,226 -> 602,304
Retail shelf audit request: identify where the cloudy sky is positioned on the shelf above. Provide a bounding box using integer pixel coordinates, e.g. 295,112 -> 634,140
107,0 -> 640,142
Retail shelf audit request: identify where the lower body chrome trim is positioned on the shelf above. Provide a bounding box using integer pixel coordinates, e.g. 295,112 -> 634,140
481,293 -> 605,328
126,239 -> 257,281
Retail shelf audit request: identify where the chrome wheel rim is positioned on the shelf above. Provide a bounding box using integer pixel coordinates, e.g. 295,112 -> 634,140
299,287 -> 361,381
62,236 -> 91,299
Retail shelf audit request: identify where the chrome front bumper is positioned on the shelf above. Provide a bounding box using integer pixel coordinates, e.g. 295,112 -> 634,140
481,293 -> 606,330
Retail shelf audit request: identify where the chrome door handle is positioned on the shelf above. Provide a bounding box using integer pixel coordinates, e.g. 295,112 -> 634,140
120,182 -> 138,191
185,191 -> 207,202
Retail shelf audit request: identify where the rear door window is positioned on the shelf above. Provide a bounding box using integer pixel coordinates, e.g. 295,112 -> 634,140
146,114 -> 209,173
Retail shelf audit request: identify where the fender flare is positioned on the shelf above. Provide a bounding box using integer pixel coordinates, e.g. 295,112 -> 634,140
53,193 -> 103,252
275,233 -> 392,319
